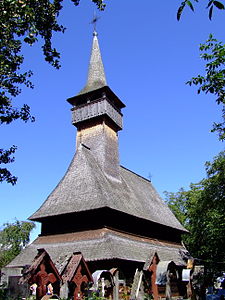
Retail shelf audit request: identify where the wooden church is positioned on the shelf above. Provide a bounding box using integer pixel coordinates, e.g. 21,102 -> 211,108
4,30 -> 190,298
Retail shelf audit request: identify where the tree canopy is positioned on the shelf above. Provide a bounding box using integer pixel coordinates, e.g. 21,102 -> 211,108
165,11 -> 225,278
0,220 -> 35,269
165,151 -> 225,274
0,0 -> 104,185
187,35 -> 225,141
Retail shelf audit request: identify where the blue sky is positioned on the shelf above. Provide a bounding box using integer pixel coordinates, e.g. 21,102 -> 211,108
0,0 -> 224,240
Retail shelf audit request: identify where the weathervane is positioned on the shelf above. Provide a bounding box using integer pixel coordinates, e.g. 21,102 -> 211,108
90,11 -> 100,33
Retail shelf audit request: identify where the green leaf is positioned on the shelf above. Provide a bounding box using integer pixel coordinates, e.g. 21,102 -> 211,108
207,0 -> 214,8
186,0 -> 195,11
209,5 -> 214,19
177,3 -> 185,20
213,0 -> 225,9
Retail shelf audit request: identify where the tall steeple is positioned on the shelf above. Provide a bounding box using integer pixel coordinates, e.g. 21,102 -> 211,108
79,31 -> 107,95
67,31 -> 125,180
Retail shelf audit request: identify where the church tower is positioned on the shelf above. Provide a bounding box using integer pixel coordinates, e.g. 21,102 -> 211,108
68,30 -> 125,181
6,30 -> 188,281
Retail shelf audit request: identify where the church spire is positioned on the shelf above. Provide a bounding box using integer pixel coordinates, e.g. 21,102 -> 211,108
79,31 -> 107,95
67,29 -> 125,180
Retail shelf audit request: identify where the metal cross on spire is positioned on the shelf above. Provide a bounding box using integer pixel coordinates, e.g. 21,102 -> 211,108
90,11 -> 100,34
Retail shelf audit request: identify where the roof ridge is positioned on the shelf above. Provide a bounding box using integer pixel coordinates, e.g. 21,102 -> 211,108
120,165 -> 151,183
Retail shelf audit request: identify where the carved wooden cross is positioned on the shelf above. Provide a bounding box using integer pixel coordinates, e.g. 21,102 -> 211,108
72,265 -> 88,300
149,255 -> 159,300
34,263 -> 57,300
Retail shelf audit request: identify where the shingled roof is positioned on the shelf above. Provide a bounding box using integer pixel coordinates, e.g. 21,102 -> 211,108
79,31 -> 107,96
7,228 -> 187,269
29,144 -> 186,233
67,31 -> 125,109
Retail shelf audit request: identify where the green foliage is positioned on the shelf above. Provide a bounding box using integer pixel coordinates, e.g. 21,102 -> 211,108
165,151 -> 225,273
85,292 -> 106,300
0,293 -> 27,300
187,35 -> 225,140
0,0 -> 105,185
177,0 -> 225,20
0,283 -> 7,300
0,220 -> 35,268
0,146 -> 17,184
164,188 -> 189,227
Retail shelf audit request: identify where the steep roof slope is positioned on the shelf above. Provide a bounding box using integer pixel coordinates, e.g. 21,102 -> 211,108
30,145 -> 186,232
